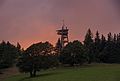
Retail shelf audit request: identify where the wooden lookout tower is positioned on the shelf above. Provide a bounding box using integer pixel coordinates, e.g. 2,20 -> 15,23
56,21 -> 69,49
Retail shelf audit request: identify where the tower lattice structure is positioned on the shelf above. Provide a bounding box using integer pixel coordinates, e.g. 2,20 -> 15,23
56,22 -> 69,49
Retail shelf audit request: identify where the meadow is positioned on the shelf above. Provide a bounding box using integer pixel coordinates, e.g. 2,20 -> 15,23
3,64 -> 120,81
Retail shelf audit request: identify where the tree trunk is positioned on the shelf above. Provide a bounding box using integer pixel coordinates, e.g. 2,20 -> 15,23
70,62 -> 74,67
30,71 -> 33,77
33,70 -> 36,77
88,60 -> 91,64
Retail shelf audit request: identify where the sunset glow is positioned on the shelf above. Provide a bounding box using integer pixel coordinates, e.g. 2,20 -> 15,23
0,0 -> 120,48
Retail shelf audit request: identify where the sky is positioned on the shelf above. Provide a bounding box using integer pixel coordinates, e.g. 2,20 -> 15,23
0,0 -> 120,48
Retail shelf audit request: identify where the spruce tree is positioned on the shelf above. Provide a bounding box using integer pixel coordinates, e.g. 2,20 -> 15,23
94,31 -> 101,62
84,28 -> 94,64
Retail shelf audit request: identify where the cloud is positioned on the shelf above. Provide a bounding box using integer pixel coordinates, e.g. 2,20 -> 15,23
112,0 -> 120,14
0,0 -> 120,48
0,0 -> 5,7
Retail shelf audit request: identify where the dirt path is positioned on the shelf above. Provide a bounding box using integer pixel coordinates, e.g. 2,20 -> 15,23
0,67 -> 20,81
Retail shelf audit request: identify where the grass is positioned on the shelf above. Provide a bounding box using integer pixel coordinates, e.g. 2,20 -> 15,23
3,64 -> 120,81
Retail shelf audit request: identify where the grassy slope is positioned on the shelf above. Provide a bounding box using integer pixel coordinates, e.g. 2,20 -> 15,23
3,64 -> 120,81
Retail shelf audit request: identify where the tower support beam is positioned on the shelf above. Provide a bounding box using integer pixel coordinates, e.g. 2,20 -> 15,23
56,23 -> 69,49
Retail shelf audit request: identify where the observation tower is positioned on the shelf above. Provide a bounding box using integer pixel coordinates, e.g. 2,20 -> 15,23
56,21 -> 69,49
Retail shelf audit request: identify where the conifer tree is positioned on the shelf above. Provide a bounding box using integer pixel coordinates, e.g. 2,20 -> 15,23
94,31 -> 101,62
84,28 -> 94,64
0,41 -> 20,68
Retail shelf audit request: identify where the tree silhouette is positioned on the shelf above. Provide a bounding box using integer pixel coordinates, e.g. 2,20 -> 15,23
0,41 -> 20,69
60,40 -> 87,66
17,42 -> 58,77
94,31 -> 101,62
84,28 -> 94,64
17,42 -> 21,50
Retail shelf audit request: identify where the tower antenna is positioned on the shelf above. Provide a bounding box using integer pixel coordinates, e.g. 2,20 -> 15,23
62,19 -> 65,27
